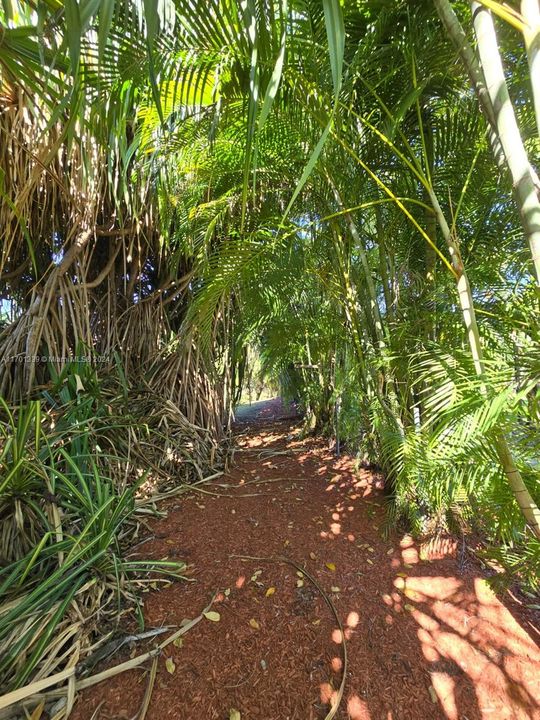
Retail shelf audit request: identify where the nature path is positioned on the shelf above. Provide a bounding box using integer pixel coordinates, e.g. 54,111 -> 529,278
73,400 -> 540,720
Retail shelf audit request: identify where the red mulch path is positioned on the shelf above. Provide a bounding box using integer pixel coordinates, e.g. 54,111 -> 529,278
71,400 -> 540,720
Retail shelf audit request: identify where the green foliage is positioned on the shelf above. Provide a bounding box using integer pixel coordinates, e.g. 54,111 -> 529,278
0,371 -> 188,691
1,0 -> 540,681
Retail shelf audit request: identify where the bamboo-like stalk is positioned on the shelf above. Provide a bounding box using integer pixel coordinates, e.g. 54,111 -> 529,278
328,178 -> 386,350
433,0 -> 506,170
375,205 -> 394,323
470,0 -> 540,282
434,0 -> 540,281
428,187 -> 540,538
522,0 -> 540,138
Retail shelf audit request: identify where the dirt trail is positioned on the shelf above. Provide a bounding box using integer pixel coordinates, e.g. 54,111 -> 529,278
73,401 -> 540,720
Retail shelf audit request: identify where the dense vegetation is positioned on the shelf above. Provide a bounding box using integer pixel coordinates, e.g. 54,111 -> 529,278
0,0 -> 539,707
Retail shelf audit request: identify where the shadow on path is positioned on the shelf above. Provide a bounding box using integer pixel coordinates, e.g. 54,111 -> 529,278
71,417 -> 540,720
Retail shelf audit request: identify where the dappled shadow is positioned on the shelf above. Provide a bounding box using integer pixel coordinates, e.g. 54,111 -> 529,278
70,419 -> 540,720
384,539 -> 540,720
310,445 -> 540,719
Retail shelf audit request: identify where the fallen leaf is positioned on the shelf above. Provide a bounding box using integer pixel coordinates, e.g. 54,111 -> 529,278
296,579 -> 304,587
173,637 -> 183,648
331,586 -> 341,593
396,572 -> 408,578
249,618 -> 260,630
312,618 -> 321,625
366,558 -> 373,565
265,587 -> 276,597
386,548 -> 394,555
229,709 -> 241,720
224,588 -> 231,597
203,611 -> 221,622
325,562 -> 336,572
165,657 -> 176,674
296,570 -> 304,578
310,552 -> 317,560
404,604 -> 415,612
428,686 -> 438,703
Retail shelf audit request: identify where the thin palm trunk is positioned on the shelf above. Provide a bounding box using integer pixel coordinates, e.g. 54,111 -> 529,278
434,0 -> 540,281
328,177 -> 386,350
471,0 -> 540,282
428,188 -> 540,538
522,0 -> 540,138
375,205 -> 394,323
433,0 -> 506,170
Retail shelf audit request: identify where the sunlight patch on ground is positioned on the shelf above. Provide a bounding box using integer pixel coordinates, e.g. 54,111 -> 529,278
347,695 -> 371,720
388,567 -> 540,720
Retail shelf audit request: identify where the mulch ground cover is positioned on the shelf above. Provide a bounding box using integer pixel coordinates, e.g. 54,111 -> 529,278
71,400 -> 540,720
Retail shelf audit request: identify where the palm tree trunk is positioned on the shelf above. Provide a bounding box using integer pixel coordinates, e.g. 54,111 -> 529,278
375,205 -> 394,322
433,0 -> 506,169
495,432 -> 540,533
434,0 -> 540,281
327,177 -> 386,350
522,0 -> 540,138
470,0 -> 540,282
428,188 -> 540,538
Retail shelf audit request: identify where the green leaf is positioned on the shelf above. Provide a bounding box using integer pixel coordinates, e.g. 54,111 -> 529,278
64,0 -> 82,71
323,0 -> 345,98
258,0 -> 288,131
282,0 -> 344,220
98,0 -> 115,63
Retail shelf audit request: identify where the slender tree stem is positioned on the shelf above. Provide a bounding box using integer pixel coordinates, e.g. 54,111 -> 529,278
429,187 -> 540,538
522,0 -> 540,139
471,0 -> 540,283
